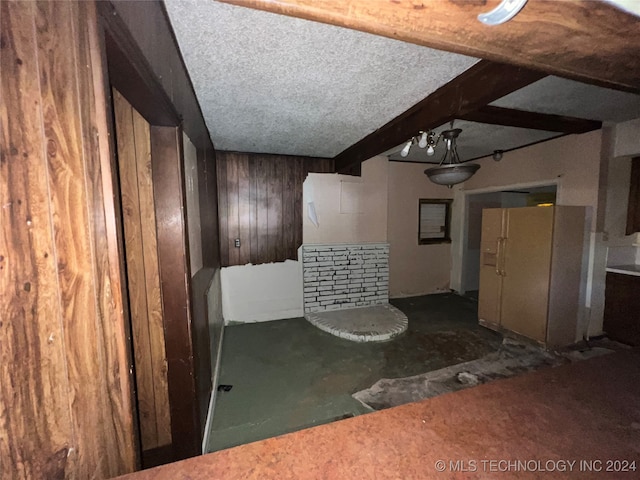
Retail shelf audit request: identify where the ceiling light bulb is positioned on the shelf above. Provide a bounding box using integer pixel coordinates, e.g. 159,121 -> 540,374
426,145 -> 435,156
418,132 -> 428,148
400,140 -> 412,157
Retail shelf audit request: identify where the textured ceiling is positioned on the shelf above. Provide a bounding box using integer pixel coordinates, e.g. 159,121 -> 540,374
164,1 -> 639,162
491,76 -> 640,123
163,0 -> 478,158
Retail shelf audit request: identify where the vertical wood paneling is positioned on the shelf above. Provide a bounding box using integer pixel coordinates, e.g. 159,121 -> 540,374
189,268 -> 214,448
73,1 -> 137,472
248,157 -> 258,264
3,0 -> 218,475
35,1 -> 121,476
216,157 -> 229,266
132,106 -> 171,448
198,147 -> 219,269
282,156 -> 296,260
114,91 -> 158,449
97,1 -> 221,461
267,158 -> 283,263
226,155 -> 240,266
1,3 -> 75,478
1,1 -> 136,477
216,152 -> 332,266
114,90 -> 172,452
293,158 -> 304,257
237,155 -> 251,265
256,156 -> 270,262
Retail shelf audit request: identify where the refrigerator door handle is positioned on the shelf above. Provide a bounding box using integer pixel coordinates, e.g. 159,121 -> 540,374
496,237 -> 504,276
499,237 -> 507,276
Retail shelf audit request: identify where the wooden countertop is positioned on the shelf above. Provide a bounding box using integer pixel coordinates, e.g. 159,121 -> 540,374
118,350 -> 640,479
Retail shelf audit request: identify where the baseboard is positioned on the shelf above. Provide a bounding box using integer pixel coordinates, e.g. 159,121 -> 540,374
202,325 -> 225,454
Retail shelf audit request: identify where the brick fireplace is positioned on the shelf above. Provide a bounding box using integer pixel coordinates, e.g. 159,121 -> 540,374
301,243 -> 390,314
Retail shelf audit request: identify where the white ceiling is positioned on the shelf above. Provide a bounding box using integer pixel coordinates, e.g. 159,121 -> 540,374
491,76 -> 640,123
164,0 -> 640,161
164,0 -> 478,157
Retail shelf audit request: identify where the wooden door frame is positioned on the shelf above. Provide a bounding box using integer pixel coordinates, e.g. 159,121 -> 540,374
95,1 -> 200,464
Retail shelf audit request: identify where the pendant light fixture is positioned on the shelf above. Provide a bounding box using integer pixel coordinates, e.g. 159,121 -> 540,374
397,123 -> 480,188
424,128 -> 480,188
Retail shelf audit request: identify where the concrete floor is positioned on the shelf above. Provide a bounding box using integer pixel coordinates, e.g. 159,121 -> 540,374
206,293 -> 503,452
126,350 -> 640,480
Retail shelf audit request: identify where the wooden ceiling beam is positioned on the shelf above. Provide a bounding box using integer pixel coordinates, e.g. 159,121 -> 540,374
331,60 -> 545,173
220,0 -> 640,93
459,106 -> 602,134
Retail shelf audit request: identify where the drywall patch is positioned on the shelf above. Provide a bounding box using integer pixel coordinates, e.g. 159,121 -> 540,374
221,260 -> 303,324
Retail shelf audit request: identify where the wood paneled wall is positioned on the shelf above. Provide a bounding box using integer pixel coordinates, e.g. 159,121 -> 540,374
1,1 -> 136,478
100,0 -> 221,462
151,126 -> 201,460
113,90 -> 171,452
199,148 -> 221,269
217,152 -> 334,266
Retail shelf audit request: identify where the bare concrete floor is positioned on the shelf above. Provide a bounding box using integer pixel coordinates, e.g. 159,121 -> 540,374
206,293 -> 502,452
208,294 -> 624,451
206,293 -> 624,453
125,349 -> 640,480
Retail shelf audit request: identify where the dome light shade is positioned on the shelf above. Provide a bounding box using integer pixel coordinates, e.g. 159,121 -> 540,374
425,164 -> 480,187
423,128 -> 480,187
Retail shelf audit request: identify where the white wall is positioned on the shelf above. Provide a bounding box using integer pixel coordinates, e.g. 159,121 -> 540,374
303,155 -> 459,298
387,161 -> 455,297
183,132 -> 203,276
220,260 -> 303,324
614,118 -> 640,158
303,156 -> 388,244
451,131 -> 603,339
203,268 -> 224,452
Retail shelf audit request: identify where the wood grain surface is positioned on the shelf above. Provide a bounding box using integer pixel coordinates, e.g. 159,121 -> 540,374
113,90 -> 171,451
1,1 -> 136,477
220,0 -> 640,93
150,126 -> 200,460
216,152 -> 333,266
72,1 -> 137,473
132,106 -> 171,449
1,2 -> 75,477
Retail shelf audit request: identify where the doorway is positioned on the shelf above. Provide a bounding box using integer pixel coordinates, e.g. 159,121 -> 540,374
461,185 -> 558,295
98,3 -> 210,466
112,89 -> 172,456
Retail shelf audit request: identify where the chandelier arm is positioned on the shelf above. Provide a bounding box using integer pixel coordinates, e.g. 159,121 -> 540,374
452,142 -> 461,165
